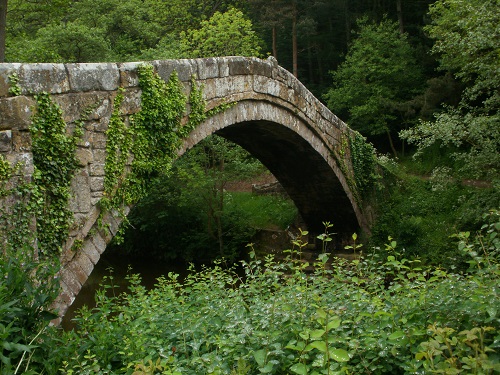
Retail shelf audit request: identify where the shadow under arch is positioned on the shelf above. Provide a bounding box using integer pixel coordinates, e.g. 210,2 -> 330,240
179,99 -> 366,236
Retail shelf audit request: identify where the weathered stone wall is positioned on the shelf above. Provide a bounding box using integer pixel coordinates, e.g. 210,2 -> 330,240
0,56 -> 366,319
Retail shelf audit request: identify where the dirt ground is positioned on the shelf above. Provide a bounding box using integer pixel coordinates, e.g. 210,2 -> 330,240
225,172 -> 278,192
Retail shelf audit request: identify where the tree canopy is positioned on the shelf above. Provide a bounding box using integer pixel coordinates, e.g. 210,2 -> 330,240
324,17 -> 423,155
400,0 -> 500,180
180,8 -> 263,58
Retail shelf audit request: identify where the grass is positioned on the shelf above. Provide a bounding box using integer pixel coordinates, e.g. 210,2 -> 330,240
226,191 -> 298,230
371,152 -> 499,268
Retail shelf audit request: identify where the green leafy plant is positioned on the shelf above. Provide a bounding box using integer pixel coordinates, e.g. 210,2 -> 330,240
415,325 -> 500,374
48,213 -> 499,374
7,73 -> 22,96
29,92 -> 83,255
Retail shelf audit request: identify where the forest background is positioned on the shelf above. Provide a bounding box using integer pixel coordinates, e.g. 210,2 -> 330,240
0,1 -> 500,374
0,0 -> 499,264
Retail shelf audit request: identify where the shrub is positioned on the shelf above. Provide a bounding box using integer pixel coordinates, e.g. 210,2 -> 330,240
53,215 -> 500,374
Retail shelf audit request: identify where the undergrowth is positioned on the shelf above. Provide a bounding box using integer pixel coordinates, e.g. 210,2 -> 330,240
371,154 -> 499,268
226,191 -> 297,230
35,210 -> 500,375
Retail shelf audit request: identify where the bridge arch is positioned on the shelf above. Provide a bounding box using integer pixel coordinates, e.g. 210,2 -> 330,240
180,99 -> 362,234
0,56 -> 370,319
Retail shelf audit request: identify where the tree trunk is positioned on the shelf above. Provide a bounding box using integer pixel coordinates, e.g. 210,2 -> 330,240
386,130 -> 398,158
396,0 -> 404,34
344,0 -> 351,45
0,0 -> 7,63
292,1 -> 298,77
216,158 -> 225,257
272,25 -> 278,60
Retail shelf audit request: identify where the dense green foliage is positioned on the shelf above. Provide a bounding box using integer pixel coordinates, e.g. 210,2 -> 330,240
40,213 -> 500,374
324,17 -> 423,155
101,64 -> 233,224
0,93 -> 82,256
113,136 -> 296,262
371,156 -> 500,267
30,93 -> 83,255
180,8 -> 263,58
3,0 -> 434,94
0,0 -> 498,372
400,0 -> 500,181
0,246 -> 59,374
0,95 -> 81,373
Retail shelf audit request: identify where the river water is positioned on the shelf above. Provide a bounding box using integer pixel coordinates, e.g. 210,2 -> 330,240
61,251 -> 192,331
61,228 -> 294,331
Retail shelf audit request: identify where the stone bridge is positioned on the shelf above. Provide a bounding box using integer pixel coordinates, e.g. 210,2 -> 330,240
0,56 -> 370,318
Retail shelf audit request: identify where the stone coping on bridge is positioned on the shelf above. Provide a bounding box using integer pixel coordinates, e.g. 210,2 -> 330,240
0,57 -> 346,134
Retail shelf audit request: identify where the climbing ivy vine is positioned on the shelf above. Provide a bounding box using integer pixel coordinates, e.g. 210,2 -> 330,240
333,130 -> 376,205
30,93 -> 83,255
0,154 -> 12,197
348,131 -> 377,199
0,93 -> 82,257
102,64 -> 232,214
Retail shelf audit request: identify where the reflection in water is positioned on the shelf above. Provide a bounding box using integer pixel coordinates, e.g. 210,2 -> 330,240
61,251 -> 191,331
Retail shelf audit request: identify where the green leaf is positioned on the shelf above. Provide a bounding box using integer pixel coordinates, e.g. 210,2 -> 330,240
310,329 -> 326,339
253,349 -> 267,367
290,363 -> 308,375
316,308 -> 327,319
327,317 -> 341,331
329,348 -> 350,362
259,362 -> 274,373
305,341 -> 327,353
388,330 -> 405,341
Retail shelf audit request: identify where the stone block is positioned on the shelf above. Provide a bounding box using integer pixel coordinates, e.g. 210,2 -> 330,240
228,56 -> 253,76
82,239 -> 100,265
53,92 -> 111,124
92,97 -> 113,120
196,58 -> 220,79
56,281 -> 76,310
154,59 -> 196,83
18,63 -> 70,94
252,58 -> 273,78
218,58 -> 230,77
75,251 -> 94,278
67,63 -> 120,92
121,89 -> 142,115
90,177 -> 104,192
92,132 -> 107,149
69,170 -> 91,213
76,148 -> 93,166
69,213 -> 88,237
0,63 -> 22,97
94,117 -> 110,132
0,96 -> 35,131
215,76 -> 250,98
89,163 -> 105,176
93,149 -> 106,164
6,152 -> 33,176
11,129 -> 31,152
78,206 -> 100,237
98,224 -> 113,243
91,231 -> 107,255
60,268 -> 82,296
0,130 -> 12,152
66,261 -> 86,286
118,62 -> 141,88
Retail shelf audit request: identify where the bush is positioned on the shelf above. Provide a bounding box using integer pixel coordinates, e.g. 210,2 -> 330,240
0,245 -> 60,374
52,215 -> 500,374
